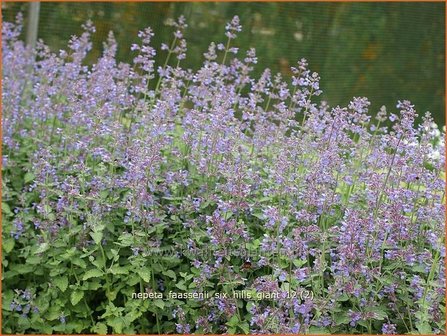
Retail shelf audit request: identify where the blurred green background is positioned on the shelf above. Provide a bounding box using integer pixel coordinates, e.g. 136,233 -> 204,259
3,1 -> 445,125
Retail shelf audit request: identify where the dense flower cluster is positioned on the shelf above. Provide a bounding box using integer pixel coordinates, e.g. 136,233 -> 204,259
2,14 -> 445,334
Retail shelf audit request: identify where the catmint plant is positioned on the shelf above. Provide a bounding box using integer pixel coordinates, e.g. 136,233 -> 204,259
2,14 -> 445,335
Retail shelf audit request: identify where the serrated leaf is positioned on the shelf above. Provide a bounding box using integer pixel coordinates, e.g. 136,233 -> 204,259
72,258 -> 87,269
54,276 -> 68,292
60,247 -> 77,260
163,270 -> 176,280
366,306 -> 388,320
2,202 -> 12,215
46,306 -> 63,321
226,314 -> 239,327
412,264 -> 426,273
334,313 -> 349,325
200,200 -> 212,209
416,322 -> 432,334
110,249 -> 118,256
44,204 -> 52,214
83,269 -> 104,281
137,268 -> 151,283
175,282 -> 187,290
127,274 -> 140,286
358,320 -> 369,328
90,231 -> 103,245
117,233 -> 133,247
35,242 -> 49,254
93,322 -> 108,335
124,310 -> 142,323
227,327 -> 236,334
26,255 -> 42,265
16,264 -> 35,274
24,172 -> 35,184
336,293 -> 350,302
71,290 -> 84,306
2,238 -> 15,253
109,266 -> 128,275
154,299 -> 165,309
239,322 -> 250,334
107,316 -> 124,333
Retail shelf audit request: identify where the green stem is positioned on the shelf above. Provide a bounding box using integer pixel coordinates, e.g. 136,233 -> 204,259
222,37 -> 232,66
301,88 -> 314,125
151,261 -> 161,334
152,36 -> 178,104
71,263 -> 95,324
99,244 -> 111,298
421,249 -> 440,307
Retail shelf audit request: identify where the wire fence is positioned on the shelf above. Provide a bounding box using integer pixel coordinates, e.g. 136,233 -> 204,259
2,1 -> 445,125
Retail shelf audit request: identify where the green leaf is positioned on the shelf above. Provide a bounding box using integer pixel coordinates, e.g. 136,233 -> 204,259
24,172 -> 35,184
17,318 -> 31,330
2,238 -> 15,253
72,258 -> 87,269
226,314 -> 239,327
227,327 -> 236,335
412,264 -> 426,273
35,242 -> 49,254
358,320 -> 369,328
366,306 -> 388,320
46,305 -> 64,320
2,290 -> 14,311
60,247 -> 77,260
107,316 -> 124,333
308,326 -> 330,334
54,276 -> 69,292
90,231 -> 103,245
67,321 -> 85,333
416,322 -> 432,334
44,204 -> 53,214
124,309 -> 142,323
93,323 -> 108,335
117,233 -> 134,247
71,290 -> 84,306
239,322 -> 250,334
26,255 -> 42,265
107,289 -> 118,302
175,282 -> 187,291
161,256 -> 181,265
154,299 -> 165,309
246,301 -> 255,313
2,202 -> 12,215
137,268 -> 151,283
88,279 -> 102,291
109,266 -> 128,275
83,269 -> 104,281
127,274 -> 140,286
163,270 -> 176,280
336,293 -> 350,302
334,313 -> 349,325
16,264 -> 35,274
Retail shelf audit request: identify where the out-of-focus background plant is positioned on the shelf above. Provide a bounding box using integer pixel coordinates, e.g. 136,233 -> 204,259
2,1 -> 445,126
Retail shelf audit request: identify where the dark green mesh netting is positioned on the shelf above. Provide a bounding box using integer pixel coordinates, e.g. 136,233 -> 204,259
2,1 -> 445,125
